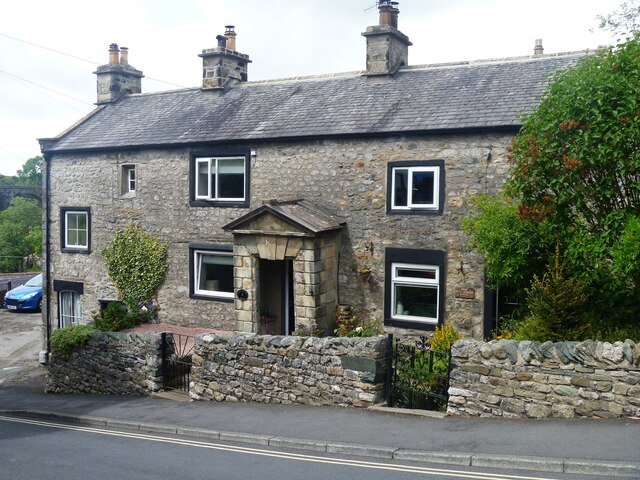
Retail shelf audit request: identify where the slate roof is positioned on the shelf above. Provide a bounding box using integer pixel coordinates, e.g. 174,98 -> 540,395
42,52 -> 587,153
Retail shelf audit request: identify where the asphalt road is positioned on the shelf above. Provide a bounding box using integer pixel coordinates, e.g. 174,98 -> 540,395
0,308 -> 41,375
0,415 -> 620,480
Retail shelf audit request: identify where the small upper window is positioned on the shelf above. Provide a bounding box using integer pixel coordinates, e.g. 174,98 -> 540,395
122,165 -> 136,194
190,149 -> 250,208
387,160 -> 445,215
61,208 -> 90,252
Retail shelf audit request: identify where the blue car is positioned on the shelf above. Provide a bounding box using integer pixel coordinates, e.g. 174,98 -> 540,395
3,273 -> 43,311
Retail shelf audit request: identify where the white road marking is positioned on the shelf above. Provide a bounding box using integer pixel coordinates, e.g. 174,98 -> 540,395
0,415 -> 563,480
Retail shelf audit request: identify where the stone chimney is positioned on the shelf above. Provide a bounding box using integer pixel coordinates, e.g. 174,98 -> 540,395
362,1 -> 412,76
94,43 -> 144,104
534,39 -> 544,56
199,25 -> 251,90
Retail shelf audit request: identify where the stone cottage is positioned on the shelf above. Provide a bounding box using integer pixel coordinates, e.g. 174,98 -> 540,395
38,2 -> 586,356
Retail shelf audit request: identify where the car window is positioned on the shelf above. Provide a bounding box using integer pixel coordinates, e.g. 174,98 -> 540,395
25,274 -> 43,288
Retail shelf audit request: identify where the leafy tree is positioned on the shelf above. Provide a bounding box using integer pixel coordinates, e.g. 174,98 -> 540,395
461,194 -> 554,293
0,175 -> 16,186
0,197 -> 42,272
598,1 -> 640,41
465,32 -> 640,339
15,156 -> 43,186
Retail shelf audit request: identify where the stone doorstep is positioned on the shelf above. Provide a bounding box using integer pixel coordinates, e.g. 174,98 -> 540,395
1,410 -> 639,477
367,404 -> 446,418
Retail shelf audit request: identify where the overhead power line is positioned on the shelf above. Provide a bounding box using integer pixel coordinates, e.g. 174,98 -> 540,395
0,32 -> 98,65
0,146 -> 27,162
0,69 -> 92,112
0,32 -> 186,88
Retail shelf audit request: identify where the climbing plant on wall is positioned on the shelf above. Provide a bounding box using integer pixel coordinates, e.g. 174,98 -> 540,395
102,224 -> 168,308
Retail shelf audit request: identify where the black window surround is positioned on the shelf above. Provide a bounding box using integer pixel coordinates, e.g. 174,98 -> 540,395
386,160 -> 445,215
189,147 -> 251,208
188,243 -> 235,303
384,248 -> 446,331
60,207 -> 91,254
53,279 -> 84,294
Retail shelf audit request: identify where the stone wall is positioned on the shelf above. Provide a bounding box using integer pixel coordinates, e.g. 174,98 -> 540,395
46,332 -> 164,395
190,334 -> 387,407
448,339 -> 640,419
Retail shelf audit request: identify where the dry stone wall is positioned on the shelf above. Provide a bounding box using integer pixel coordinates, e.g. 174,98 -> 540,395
47,332 -> 164,395
190,334 -> 387,407
448,339 -> 640,418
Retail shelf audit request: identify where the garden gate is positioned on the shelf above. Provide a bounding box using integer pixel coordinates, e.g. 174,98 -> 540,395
386,334 -> 452,411
161,332 -> 194,394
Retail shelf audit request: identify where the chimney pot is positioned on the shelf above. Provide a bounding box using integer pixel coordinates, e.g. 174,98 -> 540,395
119,46 -> 129,65
534,38 -> 544,56
216,35 -> 227,48
108,43 -> 120,65
378,0 -> 400,28
225,25 -> 237,51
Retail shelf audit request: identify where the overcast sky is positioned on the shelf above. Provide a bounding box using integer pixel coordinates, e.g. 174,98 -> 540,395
0,0 -> 624,176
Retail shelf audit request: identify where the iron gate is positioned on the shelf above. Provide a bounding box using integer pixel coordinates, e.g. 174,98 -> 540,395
161,332 -> 194,394
386,334 -> 452,411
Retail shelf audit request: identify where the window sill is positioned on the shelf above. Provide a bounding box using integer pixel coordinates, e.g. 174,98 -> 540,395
61,247 -> 91,254
384,318 -> 439,330
190,293 -> 235,303
387,209 -> 443,216
190,200 -> 249,208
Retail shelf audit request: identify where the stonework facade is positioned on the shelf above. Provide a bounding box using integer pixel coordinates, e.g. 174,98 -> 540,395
45,132 -> 511,338
448,339 -> 640,418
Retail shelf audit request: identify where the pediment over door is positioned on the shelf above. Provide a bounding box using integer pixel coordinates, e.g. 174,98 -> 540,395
223,199 -> 344,237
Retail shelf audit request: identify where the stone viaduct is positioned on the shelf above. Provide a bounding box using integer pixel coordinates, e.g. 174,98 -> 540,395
0,185 -> 42,210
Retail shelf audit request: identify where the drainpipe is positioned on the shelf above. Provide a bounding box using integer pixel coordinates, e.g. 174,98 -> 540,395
40,152 -> 52,364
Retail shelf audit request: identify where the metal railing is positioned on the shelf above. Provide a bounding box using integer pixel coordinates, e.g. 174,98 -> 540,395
161,333 -> 194,394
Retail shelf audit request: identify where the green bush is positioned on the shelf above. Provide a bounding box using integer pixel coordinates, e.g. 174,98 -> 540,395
93,301 -> 155,332
513,253 -> 590,342
334,307 -> 384,337
102,224 -> 168,309
429,323 -> 462,352
51,325 -> 99,358
93,301 -> 130,332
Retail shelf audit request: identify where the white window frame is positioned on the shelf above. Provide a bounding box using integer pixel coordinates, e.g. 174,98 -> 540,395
64,211 -> 89,250
390,262 -> 440,324
59,291 -> 83,327
195,156 -> 246,202
193,249 -> 234,299
390,165 -> 440,211
126,165 -> 136,192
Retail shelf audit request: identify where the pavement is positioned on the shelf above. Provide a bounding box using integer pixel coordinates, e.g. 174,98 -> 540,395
0,366 -> 639,478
